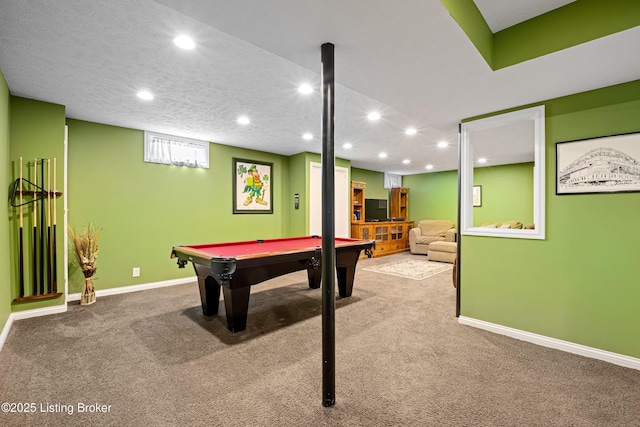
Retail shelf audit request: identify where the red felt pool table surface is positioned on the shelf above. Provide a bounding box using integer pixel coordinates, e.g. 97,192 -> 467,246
179,236 -> 368,259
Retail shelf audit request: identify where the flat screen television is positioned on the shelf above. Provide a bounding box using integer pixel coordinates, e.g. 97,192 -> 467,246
364,198 -> 388,222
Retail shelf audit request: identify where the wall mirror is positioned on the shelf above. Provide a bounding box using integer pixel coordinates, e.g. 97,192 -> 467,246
460,105 -> 545,239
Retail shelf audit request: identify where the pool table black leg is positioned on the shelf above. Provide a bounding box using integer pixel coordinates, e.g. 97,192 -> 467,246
222,286 -> 251,333
198,275 -> 221,316
336,265 -> 356,297
307,265 -> 321,289
336,249 -> 362,297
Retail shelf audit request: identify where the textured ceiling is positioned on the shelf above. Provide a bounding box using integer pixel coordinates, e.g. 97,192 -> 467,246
0,0 -> 639,175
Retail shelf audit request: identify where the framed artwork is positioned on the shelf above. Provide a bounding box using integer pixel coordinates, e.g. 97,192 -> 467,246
556,132 -> 640,194
473,185 -> 482,207
233,158 -> 273,214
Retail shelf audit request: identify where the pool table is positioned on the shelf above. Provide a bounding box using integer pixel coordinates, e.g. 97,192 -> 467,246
171,236 -> 374,332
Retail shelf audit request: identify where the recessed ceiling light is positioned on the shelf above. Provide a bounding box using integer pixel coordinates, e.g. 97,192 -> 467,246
367,112 -> 381,121
437,140 -> 448,148
173,35 -> 195,50
137,91 -> 154,101
378,152 -> 387,158
478,158 -> 487,163
403,159 -> 410,164
343,143 -> 352,149
303,133 -> 313,140
237,116 -> 250,125
298,84 -> 313,94
405,128 -> 417,135
425,164 -> 434,170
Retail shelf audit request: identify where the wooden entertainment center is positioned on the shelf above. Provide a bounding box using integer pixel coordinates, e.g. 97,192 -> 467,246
351,181 -> 413,257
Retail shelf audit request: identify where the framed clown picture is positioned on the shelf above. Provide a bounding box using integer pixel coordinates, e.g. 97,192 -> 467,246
233,158 -> 273,214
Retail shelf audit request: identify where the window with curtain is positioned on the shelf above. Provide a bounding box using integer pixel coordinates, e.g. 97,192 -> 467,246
144,131 -> 209,168
384,173 -> 402,189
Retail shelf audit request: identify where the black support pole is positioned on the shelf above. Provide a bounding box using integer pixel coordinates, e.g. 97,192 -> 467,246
320,42 -> 336,408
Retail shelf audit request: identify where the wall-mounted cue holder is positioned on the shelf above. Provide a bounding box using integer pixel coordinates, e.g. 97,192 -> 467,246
9,157 -> 63,302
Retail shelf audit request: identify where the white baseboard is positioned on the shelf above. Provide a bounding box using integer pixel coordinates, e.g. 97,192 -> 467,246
12,304 -> 68,320
0,304 -> 68,353
0,314 -> 14,354
67,276 -> 196,301
458,316 -> 640,371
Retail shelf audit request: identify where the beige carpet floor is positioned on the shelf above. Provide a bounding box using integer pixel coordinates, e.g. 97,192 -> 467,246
0,252 -> 638,426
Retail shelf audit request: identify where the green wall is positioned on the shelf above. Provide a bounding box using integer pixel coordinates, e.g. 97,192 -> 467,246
404,169 -> 458,224
461,79 -> 640,358
9,97 -> 66,312
472,162 -> 533,226
351,168 -> 387,199
287,152 -> 309,236
0,70 -> 11,330
67,119 -> 292,292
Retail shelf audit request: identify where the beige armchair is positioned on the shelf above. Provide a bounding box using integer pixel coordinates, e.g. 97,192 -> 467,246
409,220 -> 456,255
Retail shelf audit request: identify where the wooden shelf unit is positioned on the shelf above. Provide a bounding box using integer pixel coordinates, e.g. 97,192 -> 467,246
390,187 -> 409,220
351,180 -> 366,223
351,220 -> 414,257
351,182 -> 412,257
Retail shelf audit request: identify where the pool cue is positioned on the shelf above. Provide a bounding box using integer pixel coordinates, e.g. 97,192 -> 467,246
52,158 -> 57,293
19,158 -> 25,298
39,158 -> 45,295
32,159 -> 38,296
46,158 -> 52,294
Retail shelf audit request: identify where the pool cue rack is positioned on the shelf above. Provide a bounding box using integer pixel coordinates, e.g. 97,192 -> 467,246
10,157 -> 63,302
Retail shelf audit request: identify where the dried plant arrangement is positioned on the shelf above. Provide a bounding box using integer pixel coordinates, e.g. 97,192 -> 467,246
68,223 -> 102,305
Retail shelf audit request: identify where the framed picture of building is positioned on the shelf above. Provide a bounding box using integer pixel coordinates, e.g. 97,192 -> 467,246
233,158 -> 273,213
556,133 -> 640,194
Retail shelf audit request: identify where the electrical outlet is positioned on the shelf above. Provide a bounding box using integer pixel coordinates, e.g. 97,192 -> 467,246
132,267 -> 140,277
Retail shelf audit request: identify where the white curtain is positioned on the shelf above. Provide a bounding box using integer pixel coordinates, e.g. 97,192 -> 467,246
144,132 -> 209,168
384,173 -> 402,189
145,136 -> 172,164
